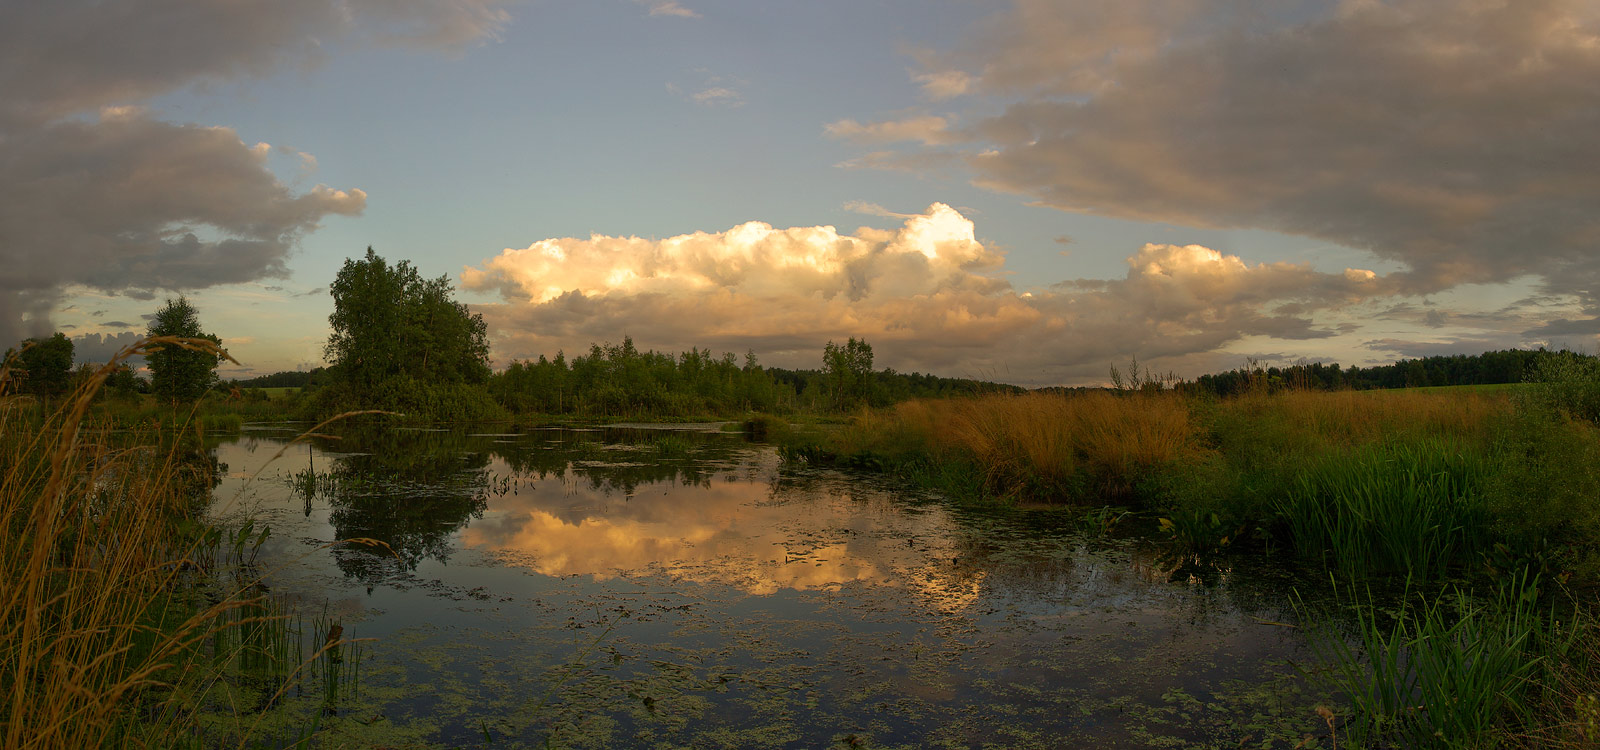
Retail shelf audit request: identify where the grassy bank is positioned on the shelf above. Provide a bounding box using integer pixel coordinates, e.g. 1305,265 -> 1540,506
1,348 -> 363,748
778,383 -> 1600,746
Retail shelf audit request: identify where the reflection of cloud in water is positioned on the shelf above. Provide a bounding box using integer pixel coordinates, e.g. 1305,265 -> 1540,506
460,458 -> 972,598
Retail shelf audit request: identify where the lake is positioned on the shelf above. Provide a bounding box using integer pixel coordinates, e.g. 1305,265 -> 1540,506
207,422 -> 1333,748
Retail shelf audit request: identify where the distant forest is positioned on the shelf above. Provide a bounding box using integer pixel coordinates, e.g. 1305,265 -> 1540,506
232,347 -> 1590,407
1183,349 -> 1590,396
230,337 -> 1015,417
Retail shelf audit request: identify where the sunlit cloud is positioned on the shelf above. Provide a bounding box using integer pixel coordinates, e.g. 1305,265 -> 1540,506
842,200 -> 916,219
824,115 -> 961,146
911,69 -> 977,100
637,0 -> 700,19
464,204 -> 1392,384
669,69 -> 746,108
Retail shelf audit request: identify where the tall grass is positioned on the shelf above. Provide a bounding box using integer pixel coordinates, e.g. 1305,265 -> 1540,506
817,391 -> 1197,503
1,338 -> 363,748
1277,438 -> 1491,581
1300,572 -> 1582,748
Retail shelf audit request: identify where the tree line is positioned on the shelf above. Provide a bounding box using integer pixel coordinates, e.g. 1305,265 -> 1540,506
1183,349 -> 1578,396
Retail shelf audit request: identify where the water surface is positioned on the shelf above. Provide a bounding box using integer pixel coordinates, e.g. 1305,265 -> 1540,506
210,423 -> 1332,748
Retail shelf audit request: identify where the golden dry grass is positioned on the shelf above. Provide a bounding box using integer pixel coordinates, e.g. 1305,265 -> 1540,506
1221,388 -> 1512,449
876,390 -> 1199,500
0,337 -> 366,748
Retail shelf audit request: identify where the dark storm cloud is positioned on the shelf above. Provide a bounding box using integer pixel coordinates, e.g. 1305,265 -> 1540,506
0,0 -> 512,128
852,0 -> 1600,311
0,0 -> 513,349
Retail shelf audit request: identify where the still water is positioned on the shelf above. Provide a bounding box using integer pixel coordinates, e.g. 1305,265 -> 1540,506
210,423 -> 1331,748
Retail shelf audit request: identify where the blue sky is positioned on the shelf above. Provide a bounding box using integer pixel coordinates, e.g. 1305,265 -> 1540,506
6,0 -> 1598,385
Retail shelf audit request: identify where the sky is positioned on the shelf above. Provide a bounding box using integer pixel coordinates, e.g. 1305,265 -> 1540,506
5,0 -> 1600,386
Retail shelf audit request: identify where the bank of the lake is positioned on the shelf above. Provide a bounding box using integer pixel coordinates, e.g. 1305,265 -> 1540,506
779,384 -> 1600,747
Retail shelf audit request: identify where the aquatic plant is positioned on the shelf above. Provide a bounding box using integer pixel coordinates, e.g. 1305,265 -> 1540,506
1299,572 -> 1565,748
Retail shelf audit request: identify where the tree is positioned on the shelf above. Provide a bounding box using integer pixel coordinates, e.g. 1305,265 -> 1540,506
325,248 -> 491,388
5,332 -> 74,398
147,297 -> 224,402
823,337 -> 874,409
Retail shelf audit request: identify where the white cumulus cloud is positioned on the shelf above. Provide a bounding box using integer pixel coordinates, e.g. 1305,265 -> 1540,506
464,205 -> 1389,384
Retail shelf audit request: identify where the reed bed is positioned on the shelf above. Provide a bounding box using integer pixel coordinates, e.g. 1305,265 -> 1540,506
834,390 -> 1197,502
1,339 -> 361,748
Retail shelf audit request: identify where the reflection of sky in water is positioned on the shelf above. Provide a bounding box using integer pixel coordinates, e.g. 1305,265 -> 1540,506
463,451 -> 970,598
210,425 -> 1331,748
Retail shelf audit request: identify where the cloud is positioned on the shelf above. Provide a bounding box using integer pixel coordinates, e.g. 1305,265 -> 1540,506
0,0 -> 512,129
1,0 -> 509,347
843,0 -> 1600,319
824,116 -> 960,146
70,331 -> 147,365
843,200 -> 916,219
0,110 -> 366,346
464,205 -> 1389,384
691,87 -> 743,107
637,1 -> 700,19
911,69 -> 977,101
668,69 -> 746,108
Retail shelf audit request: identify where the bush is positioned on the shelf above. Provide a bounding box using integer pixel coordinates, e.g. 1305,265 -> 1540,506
304,376 -> 508,423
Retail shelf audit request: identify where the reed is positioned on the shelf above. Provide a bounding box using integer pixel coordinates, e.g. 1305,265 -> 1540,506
837,391 -> 1198,503
1,338 -> 364,748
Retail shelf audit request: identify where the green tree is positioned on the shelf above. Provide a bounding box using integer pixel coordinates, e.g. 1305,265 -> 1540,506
325,248 -> 491,388
146,297 -> 224,402
5,332 -> 74,398
823,337 -> 874,409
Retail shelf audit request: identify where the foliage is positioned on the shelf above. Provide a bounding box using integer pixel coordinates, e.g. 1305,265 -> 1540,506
1298,573 -> 1561,748
1186,348 -> 1563,396
4,331 -> 74,398
326,247 -> 490,389
229,367 -> 324,390
1275,439 -> 1490,581
305,375 -> 506,423
490,339 -> 791,418
146,297 -> 224,402
1522,348 -> 1600,426
317,248 -> 492,420
787,390 -> 1198,504
822,337 -> 875,409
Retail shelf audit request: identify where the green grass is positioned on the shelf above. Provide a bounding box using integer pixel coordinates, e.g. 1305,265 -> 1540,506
1275,438 -> 1490,581
1392,382 -> 1530,395
1299,572 -> 1571,748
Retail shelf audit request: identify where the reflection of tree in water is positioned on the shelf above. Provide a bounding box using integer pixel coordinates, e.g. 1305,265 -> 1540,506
307,425 -> 491,585
296,425 -> 758,585
162,433 -> 226,514
497,428 -> 736,498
